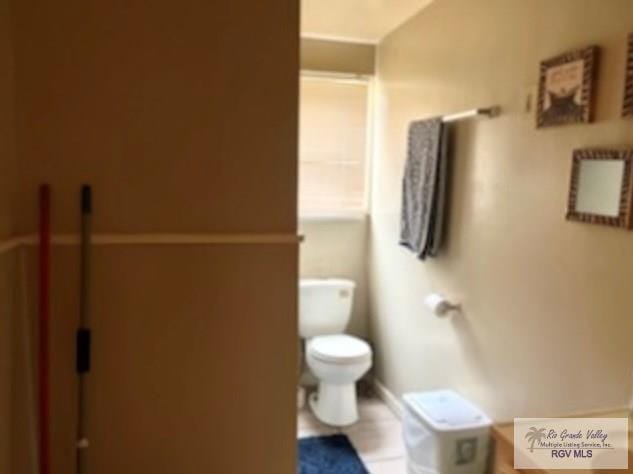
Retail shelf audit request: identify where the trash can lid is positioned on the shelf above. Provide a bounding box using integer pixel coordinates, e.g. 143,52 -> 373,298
402,390 -> 492,432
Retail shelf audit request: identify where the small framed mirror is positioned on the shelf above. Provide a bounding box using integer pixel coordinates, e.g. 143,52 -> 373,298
566,149 -> 633,228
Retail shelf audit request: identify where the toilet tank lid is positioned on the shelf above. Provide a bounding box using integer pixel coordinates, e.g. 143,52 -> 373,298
300,278 -> 355,289
402,390 -> 491,432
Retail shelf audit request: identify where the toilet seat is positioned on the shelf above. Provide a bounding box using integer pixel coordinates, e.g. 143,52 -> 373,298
308,335 -> 371,365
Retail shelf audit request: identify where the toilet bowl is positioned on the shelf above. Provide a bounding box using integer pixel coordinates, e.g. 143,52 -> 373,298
306,334 -> 372,426
299,278 -> 373,426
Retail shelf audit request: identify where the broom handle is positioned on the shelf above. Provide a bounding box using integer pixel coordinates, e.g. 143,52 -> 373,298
38,185 -> 51,474
76,185 -> 92,474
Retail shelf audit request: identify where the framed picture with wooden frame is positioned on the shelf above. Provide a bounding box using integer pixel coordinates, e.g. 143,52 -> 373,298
566,149 -> 633,229
537,46 -> 599,128
623,33 -> 633,118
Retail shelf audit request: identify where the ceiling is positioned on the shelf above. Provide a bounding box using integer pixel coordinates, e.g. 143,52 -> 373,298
301,0 -> 434,43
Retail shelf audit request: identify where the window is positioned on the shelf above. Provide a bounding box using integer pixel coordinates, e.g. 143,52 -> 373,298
298,75 -> 370,215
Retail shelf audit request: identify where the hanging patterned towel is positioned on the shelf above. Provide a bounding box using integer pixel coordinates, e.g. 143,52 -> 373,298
399,117 -> 449,259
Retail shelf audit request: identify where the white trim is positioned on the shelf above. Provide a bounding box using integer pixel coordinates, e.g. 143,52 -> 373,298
373,377 -> 404,420
300,33 -> 378,46
46,233 -> 300,246
0,233 -> 301,254
300,211 -> 367,222
300,70 -> 371,85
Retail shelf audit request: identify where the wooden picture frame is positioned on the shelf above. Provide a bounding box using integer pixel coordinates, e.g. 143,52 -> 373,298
537,46 -> 599,128
566,149 -> 633,228
623,33 -> 633,118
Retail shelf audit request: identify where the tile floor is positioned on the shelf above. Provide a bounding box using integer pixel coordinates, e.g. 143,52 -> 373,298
297,396 -> 407,473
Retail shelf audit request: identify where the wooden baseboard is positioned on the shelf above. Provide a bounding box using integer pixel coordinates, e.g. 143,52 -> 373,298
372,377 -> 404,419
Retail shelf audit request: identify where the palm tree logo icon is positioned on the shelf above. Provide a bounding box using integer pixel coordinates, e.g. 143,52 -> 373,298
525,427 -> 547,453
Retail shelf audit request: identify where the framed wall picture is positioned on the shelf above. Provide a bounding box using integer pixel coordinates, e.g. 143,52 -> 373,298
537,46 -> 599,128
566,149 -> 633,229
623,33 -> 633,118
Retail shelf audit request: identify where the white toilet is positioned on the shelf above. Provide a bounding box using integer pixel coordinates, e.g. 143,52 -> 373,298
299,278 -> 372,427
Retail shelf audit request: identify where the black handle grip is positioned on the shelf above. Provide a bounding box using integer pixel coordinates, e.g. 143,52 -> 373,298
76,329 -> 91,373
81,185 -> 92,215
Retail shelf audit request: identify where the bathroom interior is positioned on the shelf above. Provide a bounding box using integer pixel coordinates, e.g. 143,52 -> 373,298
1,0 -> 633,473
298,0 -> 633,472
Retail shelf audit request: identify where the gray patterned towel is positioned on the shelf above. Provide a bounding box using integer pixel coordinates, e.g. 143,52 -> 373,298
399,117 -> 449,259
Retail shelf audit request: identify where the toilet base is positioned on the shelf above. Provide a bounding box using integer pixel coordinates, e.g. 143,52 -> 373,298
309,382 -> 358,427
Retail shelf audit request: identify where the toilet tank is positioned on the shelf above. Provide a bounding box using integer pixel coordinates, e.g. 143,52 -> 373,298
299,279 -> 355,338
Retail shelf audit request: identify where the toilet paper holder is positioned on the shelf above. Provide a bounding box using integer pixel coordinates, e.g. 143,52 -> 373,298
424,293 -> 461,317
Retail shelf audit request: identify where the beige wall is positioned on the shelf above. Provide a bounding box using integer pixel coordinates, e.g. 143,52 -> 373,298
10,1 -> 298,474
0,0 -> 16,470
301,38 -> 375,75
300,218 -> 368,338
14,3 -> 297,234
0,0 -> 15,240
15,245 -> 297,474
371,0 -> 633,421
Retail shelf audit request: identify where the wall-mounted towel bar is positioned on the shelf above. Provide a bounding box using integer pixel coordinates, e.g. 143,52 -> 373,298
442,107 -> 500,123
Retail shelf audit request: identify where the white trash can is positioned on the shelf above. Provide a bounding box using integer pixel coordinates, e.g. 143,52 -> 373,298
402,390 -> 492,474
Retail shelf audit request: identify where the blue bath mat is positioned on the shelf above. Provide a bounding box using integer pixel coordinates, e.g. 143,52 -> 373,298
298,434 -> 368,474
